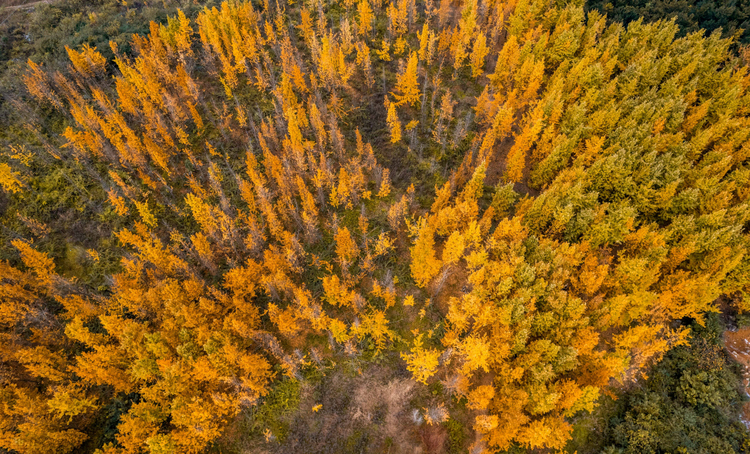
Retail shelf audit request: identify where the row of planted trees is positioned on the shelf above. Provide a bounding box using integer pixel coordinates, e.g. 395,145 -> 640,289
2,0 -> 750,452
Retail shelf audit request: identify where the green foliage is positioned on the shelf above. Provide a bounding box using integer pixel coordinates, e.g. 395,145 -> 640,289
80,395 -> 134,453
602,314 -> 750,454
491,182 -> 520,217
444,418 -> 466,454
586,0 -> 750,44
344,429 -> 370,453
0,0 -> 206,65
247,378 -> 301,442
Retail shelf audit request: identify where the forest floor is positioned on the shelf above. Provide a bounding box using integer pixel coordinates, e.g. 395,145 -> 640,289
213,351 -> 475,454
278,363 -> 422,454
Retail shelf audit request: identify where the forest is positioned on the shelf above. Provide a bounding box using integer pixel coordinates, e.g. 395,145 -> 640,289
2,0 -> 750,452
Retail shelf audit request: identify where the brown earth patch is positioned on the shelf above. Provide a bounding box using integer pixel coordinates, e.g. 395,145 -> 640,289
723,327 -> 750,428
270,364 -> 425,454
418,423 -> 447,454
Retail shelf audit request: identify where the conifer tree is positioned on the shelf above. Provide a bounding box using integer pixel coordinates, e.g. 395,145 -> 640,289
392,52 -> 420,107
387,101 -> 403,143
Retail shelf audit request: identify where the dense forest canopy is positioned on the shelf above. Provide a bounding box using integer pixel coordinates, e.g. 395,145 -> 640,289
586,0 -> 750,44
1,0 -> 750,453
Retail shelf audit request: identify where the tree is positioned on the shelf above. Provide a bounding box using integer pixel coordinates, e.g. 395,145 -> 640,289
401,333 -> 441,383
0,163 -> 24,194
357,0 -> 374,37
587,0 -> 750,44
387,101 -> 403,143
469,33 -> 488,77
335,226 -> 359,266
599,316 -> 750,454
410,218 -> 441,288
504,102 -> 544,183
392,52 -> 420,106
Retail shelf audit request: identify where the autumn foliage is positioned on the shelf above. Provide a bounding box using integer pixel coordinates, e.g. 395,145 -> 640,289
2,0 -> 750,452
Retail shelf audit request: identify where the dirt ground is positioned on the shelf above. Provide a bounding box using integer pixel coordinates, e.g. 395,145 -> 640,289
279,365 -> 421,454
217,352 -> 470,454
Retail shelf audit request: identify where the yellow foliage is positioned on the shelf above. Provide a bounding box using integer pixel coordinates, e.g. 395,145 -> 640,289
386,102 -> 402,143
401,333 -> 440,384
335,227 -> 359,264
134,200 -> 157,228
0,163 -> 23,193
357,0 -> 373,36
392,52 -> 420,107
410,218 -> 441,287
470,33 -> 488,77
11,240 -> 55,285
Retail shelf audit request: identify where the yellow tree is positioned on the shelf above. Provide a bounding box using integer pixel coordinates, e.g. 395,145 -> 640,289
387,101 -> 403,143
410,218 -> 441,288
392,52 -> 420,107
335,227 -> 359,267
0,163 -> 24,193
470,33 -> 488,78
357,0 -> 374,36
504,103 -> 545,182
401,333 -> 441,384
